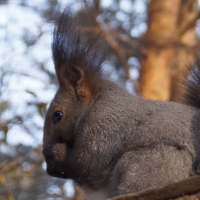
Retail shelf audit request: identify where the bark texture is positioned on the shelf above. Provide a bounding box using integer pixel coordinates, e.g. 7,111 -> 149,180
139,0 -> 198,101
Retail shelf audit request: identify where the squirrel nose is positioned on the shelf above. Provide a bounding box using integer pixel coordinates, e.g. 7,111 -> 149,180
42,145 -> 54,160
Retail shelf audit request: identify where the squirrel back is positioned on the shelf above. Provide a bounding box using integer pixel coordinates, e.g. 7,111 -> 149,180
43,10 -> 200,199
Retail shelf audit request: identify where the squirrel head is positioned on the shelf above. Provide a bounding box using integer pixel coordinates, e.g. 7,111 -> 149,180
43,10 -> 104,178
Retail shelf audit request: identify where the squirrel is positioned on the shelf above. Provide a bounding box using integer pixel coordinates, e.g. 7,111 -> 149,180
42,10 -> 200,200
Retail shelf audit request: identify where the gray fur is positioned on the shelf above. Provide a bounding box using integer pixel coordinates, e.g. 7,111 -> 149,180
43,10 -> 200,199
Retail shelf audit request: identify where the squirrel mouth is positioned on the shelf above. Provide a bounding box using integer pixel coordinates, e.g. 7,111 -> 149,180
46,163 -> 68,178
43,143 -> 69,178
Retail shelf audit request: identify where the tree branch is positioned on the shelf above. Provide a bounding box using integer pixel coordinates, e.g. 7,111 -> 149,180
108,176 -> 200,200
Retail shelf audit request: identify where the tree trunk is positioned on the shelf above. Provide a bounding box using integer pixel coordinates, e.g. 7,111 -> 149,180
170,0 -> 198,101
138,0 -> 197,101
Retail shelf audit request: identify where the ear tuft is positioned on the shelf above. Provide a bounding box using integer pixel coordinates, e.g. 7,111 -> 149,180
52,9 -> 104,99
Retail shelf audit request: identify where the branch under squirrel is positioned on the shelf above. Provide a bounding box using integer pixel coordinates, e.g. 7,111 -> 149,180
108,176 -> 200,200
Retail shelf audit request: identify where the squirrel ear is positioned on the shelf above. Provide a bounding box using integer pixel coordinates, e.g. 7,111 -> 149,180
52,11 -> 103,100
56,64 -> 91,100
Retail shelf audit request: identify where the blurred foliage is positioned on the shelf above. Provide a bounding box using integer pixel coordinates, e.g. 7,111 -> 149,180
0,144 -> 74,200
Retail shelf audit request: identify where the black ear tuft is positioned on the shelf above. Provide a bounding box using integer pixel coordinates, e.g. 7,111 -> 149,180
52,9 -> 104,94
52,10 -> 80,68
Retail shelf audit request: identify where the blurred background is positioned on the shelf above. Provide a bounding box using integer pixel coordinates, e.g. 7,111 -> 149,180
0,0 -> 200,199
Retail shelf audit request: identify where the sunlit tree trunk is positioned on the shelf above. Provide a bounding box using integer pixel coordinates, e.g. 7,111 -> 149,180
138,0 -> 198,101
170,0 -> 198,101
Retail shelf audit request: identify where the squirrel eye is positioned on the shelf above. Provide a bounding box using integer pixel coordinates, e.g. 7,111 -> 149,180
53,111 -> 63,124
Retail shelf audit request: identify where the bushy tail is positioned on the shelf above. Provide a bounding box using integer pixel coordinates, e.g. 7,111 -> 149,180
183,59 -> 200,109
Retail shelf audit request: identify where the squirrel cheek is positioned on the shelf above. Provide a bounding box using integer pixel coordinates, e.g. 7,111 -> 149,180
52,143 -> 67,162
